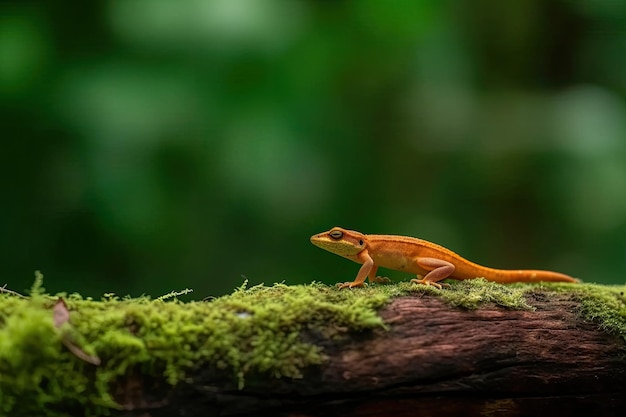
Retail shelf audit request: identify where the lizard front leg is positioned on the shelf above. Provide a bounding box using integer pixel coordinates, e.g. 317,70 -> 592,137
337,250 -> 376,289
368,265 -> 391,284
410,257 -> 454,289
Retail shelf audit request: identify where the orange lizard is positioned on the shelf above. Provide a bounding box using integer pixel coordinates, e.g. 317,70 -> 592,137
310,227 -> 578,289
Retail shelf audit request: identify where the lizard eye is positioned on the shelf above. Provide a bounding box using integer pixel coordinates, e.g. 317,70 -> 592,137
329,230 -> 343,240
359,239 -> 364,245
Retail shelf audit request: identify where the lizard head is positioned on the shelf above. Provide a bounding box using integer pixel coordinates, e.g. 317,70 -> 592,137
310,227 -> 367,258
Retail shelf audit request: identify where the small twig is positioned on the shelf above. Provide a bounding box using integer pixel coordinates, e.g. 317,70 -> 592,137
0,284 -> 27,298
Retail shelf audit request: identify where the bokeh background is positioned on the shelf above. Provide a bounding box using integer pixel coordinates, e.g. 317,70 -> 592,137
1,0 -> 625,298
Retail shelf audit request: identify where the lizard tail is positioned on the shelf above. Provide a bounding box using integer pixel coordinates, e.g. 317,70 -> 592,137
487,269 -> 579,284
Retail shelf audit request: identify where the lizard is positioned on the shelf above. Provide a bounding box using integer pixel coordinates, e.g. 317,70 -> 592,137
310,226 -> 578,289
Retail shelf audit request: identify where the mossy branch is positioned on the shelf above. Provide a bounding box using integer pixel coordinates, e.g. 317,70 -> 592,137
1,279 -> 625,416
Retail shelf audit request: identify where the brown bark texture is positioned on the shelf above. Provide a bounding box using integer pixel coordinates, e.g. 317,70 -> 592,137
116,293 -> 626,417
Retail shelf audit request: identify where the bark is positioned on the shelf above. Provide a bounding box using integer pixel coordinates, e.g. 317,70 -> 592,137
116,293 -> 626,417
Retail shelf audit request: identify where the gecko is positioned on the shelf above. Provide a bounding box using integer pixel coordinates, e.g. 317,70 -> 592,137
310,227 -> 578,289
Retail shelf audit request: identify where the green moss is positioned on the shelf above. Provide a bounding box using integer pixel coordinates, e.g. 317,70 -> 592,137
400,278 -> 626,338
428,278 -> 534,310
335,278 -> 626,338
370,278 -> 534,310
0,281 -> 389,416
539,282 -> 626,338
1,277 -> 624,416
422,279 -> 626,338
433,279 -> 626,338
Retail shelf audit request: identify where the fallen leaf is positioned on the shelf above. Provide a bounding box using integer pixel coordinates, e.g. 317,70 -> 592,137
53,298 -> 70,328
53,297 -> 101,366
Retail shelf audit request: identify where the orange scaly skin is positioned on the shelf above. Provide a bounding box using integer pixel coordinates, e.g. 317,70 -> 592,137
310,227 -> 578,289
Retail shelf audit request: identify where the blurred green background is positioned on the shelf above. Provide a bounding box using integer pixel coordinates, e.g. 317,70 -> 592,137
1,0 -> 625,298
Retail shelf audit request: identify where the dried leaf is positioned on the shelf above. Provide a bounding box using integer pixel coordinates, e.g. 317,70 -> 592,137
53,298 -> 70,328
53,297 -> 101,365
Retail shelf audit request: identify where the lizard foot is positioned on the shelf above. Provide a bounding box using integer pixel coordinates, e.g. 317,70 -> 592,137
410,278 -> 451,289
371,276 -> 391,284
336,281 -> 365,289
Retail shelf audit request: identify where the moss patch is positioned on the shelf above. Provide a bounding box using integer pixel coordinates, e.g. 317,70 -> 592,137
0,280 -> 390,416
405,278 -> 626,338
428,279 -> 626,338
1,277 -> 625,416
363,278 -> 533,310
427,278 -> 535,310
334,278 -> 626,338
537,282 -> 626,338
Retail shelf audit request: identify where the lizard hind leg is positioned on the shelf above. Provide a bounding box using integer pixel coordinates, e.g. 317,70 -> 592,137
410,257 -> 455,289
410,278 -> 451,289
